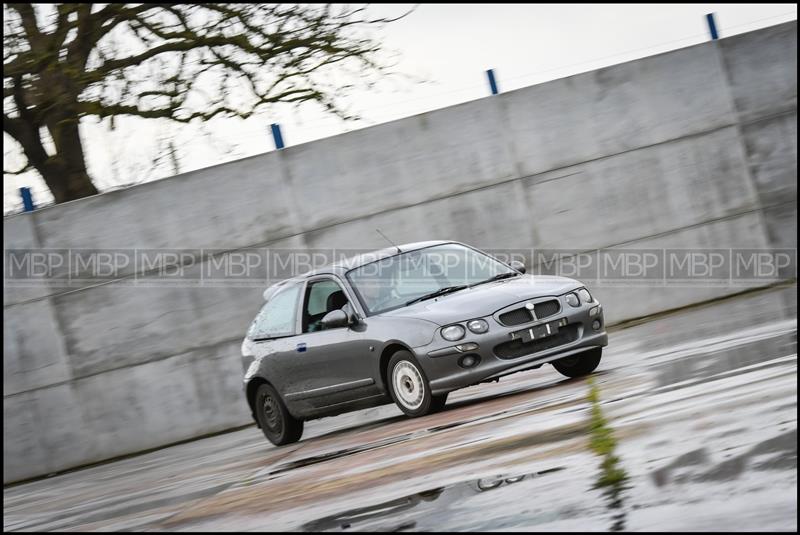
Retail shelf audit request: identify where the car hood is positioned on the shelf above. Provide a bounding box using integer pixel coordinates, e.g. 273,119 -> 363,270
381,274 -> 582,325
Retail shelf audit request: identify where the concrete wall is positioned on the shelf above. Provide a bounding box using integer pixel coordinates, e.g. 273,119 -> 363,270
3,21 -> 796,483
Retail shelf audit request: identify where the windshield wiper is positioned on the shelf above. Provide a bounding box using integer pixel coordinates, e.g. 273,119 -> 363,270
406,285 -> 469,306
252,334 -> 293,342
469,271 -> 520,288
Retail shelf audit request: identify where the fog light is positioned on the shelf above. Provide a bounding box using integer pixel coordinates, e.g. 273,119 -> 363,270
458,354 -> 481,368
592,319 -> 602,331
456,342 -> 479,352
589,305 -> 601,317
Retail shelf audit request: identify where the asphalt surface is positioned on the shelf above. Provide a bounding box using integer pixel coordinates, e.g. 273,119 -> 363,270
3,285 -> 797,532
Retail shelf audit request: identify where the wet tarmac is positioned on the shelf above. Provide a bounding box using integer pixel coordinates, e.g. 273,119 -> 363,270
3,286 -> 797,531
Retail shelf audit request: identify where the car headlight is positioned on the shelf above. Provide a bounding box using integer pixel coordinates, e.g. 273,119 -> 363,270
565,292 -> 580,307
466,319 -> 489,334
577,288 -> 593,303
441,324 -> 466,341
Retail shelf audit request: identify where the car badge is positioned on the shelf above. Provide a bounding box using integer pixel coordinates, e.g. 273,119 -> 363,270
525,302 -> 534,310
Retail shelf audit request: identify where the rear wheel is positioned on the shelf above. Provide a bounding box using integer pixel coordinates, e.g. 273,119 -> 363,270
388,351 -> 448,417
254,383 -> 303,446
552,347 -> 602,378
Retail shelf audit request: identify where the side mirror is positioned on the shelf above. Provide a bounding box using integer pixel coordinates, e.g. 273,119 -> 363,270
509,260 -> 526,274
321,309 -> 349,329
342,302 -> 361,325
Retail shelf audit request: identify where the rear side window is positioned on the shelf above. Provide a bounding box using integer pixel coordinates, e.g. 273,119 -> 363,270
248,283 -> 301,339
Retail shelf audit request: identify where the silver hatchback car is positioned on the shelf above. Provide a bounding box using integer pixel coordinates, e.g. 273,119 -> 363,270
242,241 -> 607,445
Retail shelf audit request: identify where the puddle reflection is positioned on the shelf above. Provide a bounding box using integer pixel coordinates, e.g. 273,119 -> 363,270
655,330 -> 796,389
300,467 -> 565,531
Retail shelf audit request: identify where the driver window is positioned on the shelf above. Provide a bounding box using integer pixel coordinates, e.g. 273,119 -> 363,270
303,279 -> 349,333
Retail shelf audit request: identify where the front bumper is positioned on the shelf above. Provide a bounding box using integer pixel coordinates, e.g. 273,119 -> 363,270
415,299 -> 608,396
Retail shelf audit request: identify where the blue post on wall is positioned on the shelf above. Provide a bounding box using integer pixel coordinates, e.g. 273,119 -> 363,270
486,69 -> 499,95
706,13 -> 719,40
20,187 -> 35,212
270,123 -> 285,150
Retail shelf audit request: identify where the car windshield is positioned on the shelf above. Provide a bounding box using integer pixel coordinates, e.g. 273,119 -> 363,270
346,243 -> 517,315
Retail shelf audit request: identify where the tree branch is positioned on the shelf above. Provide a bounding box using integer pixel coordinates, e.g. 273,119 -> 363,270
3,3 -> 409,204
6,4 -> 42,43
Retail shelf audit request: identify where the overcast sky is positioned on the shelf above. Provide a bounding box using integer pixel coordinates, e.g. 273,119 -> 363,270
3,3 -> 797,214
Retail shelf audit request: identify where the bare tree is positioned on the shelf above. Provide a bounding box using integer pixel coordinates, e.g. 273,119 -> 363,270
3,3 -> 406,203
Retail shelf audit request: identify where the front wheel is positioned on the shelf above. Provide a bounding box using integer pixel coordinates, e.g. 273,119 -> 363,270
552,347 -> 602,378
254,383 -> 303,446
388,351 -> 447,417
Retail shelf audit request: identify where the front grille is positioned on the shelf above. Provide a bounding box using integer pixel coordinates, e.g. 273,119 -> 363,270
498,308 -> 532,326
535,300 -> 560,319
494,324 -> 580,359
498,299 -> 561,326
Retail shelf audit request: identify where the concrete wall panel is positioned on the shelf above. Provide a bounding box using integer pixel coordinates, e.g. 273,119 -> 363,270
720,21 -> 797,122
739,112 -> 798,208
522,126 -> 760,250
283,99 -> 515,231
3,299 -> 71,396
503,43 -> 737,177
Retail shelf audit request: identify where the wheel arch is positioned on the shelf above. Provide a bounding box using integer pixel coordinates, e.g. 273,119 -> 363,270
379,342 -> 415,392
246,376 -> 270,427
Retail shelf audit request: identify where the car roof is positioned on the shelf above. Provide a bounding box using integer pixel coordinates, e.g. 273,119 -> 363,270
328,239 -> 455,273
262,240 -> 456,299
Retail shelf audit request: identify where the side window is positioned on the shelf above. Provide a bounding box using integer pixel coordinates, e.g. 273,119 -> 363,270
248,283 -> 301,339
303,279 -> 349,333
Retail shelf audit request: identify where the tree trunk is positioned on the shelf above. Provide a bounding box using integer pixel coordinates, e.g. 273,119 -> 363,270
39,164 -> 99,204
40,112 -> 98,204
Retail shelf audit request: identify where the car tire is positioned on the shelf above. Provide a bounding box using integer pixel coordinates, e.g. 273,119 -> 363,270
552,347 -> 602,378
387,350 -> 445,417
254,383 -> 303,446
429,392 -> 449,413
